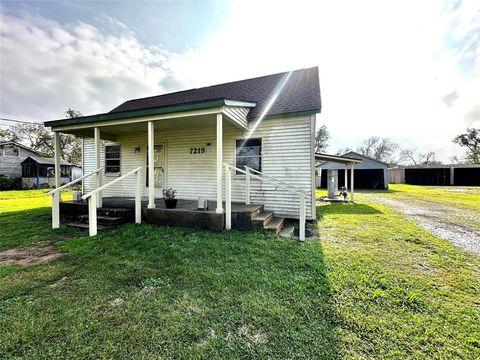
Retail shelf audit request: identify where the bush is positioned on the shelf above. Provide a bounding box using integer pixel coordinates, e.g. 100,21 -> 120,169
0,175 -> 23,191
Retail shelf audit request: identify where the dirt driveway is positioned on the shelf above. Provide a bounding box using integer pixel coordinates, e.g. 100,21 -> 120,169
363,194 -> 480,256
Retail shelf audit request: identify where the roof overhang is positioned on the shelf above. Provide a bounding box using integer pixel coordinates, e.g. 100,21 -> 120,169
44,98 -> 256,129
315,153 -> 362,165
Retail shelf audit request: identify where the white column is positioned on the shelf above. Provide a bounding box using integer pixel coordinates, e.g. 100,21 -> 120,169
344,164 -> 348,189
216,113 -> 223,213
54,132 -> 61,189
450,167 -> 455,186
52,192 -> 60,229
135,169 -> 142,224
350,163 -> 355,202
225,165 -> 231,230
148,121 -> 155,208
299,195 -> 305,241
245,167 -> 251,204
94,127 -> 102,208
88,193 -> 97,236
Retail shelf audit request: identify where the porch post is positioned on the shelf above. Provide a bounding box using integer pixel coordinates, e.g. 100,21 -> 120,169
54,131 -> 61,189
350,163 -> 355,202
344,164 -> 348,189
94,127 -> 102,207
216,113 -> 223,213
148,121 -> 155,208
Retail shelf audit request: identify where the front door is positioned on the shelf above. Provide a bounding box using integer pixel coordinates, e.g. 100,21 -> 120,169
146,143 -> 166,195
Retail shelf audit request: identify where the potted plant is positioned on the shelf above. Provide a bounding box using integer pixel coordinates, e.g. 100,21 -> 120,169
162,187 -> 178,209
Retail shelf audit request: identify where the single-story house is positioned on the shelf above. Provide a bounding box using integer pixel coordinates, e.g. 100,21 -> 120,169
317,151 -> 389,189
44,67 -> 321,239
0,141 -> 44,178
21,155 -> 74,189
389,164 -> 480,186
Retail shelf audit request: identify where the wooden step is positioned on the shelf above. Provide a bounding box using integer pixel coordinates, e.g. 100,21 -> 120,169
66,222 -> 115,231
251,211 -> 274,227
97,207 -> 134,220
263,217 -> 284,235
78,215 -> 125,226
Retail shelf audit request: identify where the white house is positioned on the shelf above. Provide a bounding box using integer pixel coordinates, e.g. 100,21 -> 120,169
45,67 -> 321,239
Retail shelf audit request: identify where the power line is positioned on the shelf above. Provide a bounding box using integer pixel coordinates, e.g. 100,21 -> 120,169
0,117 -> 38,124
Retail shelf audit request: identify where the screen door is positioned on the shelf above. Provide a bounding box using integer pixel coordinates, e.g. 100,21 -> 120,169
146,143 -> 165,189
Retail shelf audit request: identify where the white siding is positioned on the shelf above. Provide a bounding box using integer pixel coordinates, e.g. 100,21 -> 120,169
223,106 -> 249,129
82,114 -> 315,220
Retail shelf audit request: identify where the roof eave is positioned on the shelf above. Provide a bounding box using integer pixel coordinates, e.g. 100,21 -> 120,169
45,98 -> 256,129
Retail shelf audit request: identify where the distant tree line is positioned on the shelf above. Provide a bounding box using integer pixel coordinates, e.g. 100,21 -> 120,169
315,125 -> 480,165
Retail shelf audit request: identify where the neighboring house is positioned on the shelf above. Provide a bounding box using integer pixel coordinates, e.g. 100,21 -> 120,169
0,141 -> 44,178
21,155 -> 73,189
317,151 -> 389,189
389,164 -> 480,186
44,67 -> 321,237
71,165 -> 83,180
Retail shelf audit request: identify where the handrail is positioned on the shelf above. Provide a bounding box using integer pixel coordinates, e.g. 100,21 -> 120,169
229,164 -> 307,197
224,163 -> 307,241
81,167 -> 142,200
47,167 -> 103,195
48,167 -> 103,230
82,166 -> 143,236
244,166 -> 307,196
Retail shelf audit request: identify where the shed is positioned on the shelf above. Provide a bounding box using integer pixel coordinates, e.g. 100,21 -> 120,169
389,165 -> 480,186
21,155 -> 73,189
317,151 -> 389,189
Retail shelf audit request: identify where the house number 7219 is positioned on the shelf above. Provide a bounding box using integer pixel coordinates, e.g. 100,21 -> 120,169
189,147 -> 206,154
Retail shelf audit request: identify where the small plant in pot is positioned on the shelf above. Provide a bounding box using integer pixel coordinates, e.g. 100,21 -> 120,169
162,188 -> 178,209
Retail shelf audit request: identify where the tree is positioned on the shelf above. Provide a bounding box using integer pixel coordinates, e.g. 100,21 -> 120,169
335,147 -> 352,155
357,136 -> 398,163
453,128 -> 480,164
398,149 -> 440,166
1,109 -> 82,164
314,125 -> 330,153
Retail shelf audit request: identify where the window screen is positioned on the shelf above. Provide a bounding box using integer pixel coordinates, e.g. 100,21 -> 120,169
105,145 -> 121,174
235,138 -> 262,173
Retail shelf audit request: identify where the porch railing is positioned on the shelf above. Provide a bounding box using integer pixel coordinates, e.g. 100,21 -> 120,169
81,166 -> 143,236
223,163 -> 308,241
46,167 -> 103,229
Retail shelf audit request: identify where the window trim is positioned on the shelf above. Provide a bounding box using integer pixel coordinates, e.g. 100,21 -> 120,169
234,137 -> 262,176
2,144 -> 20,158
105,144 -> 121,176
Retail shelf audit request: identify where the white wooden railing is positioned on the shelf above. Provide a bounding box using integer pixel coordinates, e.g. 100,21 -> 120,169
46,167 -> 103,229
81,166 -> 143,236
223,163 -> 308,241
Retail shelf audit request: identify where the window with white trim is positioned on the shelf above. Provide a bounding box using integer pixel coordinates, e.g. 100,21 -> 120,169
235,138 -> 262,173
105,145 -> 121,174
3,144 -> 19,157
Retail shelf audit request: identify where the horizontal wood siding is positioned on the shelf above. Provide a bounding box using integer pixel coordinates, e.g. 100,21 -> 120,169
223,106 -> 249,129
82,114 -> 314,220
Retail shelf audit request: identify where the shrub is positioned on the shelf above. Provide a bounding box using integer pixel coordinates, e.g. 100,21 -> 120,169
0,175 -> 23,191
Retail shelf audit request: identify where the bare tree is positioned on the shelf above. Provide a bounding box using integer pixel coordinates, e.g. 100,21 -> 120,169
453,128 -> 480,164
314,125 -> 330,153
335,147 -> 352,155
357,136 -> 398,162
398,148 -> 440,166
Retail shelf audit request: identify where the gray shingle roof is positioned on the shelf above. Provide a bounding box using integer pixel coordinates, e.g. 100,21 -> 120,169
110,67 -> 321,119
21,155 -> 71,166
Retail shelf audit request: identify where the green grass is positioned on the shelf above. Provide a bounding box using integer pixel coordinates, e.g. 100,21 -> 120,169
0,190 -> 479,358
379,184 -> 480,214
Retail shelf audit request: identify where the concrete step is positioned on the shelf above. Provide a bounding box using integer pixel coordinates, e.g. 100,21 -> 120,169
66,222 -> 115,231
263,217 -> 284,235
97,207 -> 134,220
78,215 -> 125,226
251,211 -> 274,227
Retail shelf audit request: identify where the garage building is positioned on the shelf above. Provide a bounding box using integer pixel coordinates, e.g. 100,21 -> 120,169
317,151 -> 389,189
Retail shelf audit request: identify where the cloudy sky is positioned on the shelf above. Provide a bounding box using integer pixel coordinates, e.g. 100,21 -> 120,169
1,0 -> 479,161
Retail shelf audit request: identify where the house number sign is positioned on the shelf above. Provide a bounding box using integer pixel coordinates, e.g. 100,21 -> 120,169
188,142 -> 212,155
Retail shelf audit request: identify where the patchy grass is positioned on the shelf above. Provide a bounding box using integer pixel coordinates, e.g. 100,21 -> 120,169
0,190 -> 479,358
379,184 -> 480,214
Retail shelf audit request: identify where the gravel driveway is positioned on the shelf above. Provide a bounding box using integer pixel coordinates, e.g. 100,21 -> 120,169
363,194 -> 480,256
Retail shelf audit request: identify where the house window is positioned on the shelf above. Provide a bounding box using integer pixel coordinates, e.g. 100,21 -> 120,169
235,138 -> 262,173
3,145 -> 19,157
105,145 -> 121,174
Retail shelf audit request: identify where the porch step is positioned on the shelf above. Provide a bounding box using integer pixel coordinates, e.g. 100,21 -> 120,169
251,211 -> 274,227
263,217 -> 285,235
66,222 -> 115,231
97,207 -> 134,220
78,214 -> 126,226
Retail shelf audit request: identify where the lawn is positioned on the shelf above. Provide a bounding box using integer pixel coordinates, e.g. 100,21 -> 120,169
0,190 -> 479,358
377,184 -> 480,215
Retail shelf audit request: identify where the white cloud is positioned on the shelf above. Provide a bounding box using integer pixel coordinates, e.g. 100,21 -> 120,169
0,12 -> 169,121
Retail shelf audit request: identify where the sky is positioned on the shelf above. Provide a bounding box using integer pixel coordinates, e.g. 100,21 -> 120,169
0,0 -> 479,162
